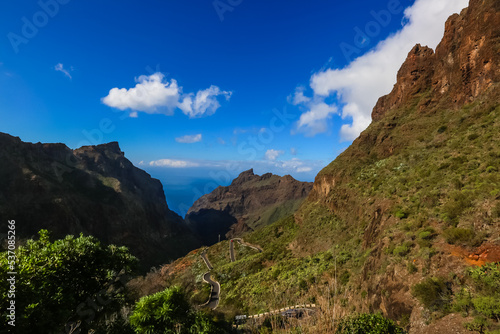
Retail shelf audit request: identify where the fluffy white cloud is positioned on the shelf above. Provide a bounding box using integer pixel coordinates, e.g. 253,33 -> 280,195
295,0 -> 468,140
55,63 -> 72,79
149,159 -> 200,168
102,73 -> 180,114
102,73 -> 231,118
265,149 -> 285,161
175,134 -> 202,144
295,101 -> 337,137
178,85 -> 232,118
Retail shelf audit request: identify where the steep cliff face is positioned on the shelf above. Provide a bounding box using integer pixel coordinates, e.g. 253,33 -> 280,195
295,0 -> 500,330
0,133 -> 199,269
186,169 -> 313,245
373,0 -> 500,121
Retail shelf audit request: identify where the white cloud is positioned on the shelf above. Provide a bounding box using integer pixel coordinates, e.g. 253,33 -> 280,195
294,101 -> 337,137
102,73 -> 231,117
294,0 -> 468,140
175,134 -> 202,144
265,149 -> 285,161
149,159 -> 200,168
143,157 -> 324,177
290,147 -> 297,155
178,85 -> 232,118
297,167 -> 312,173
55,63 -> 72,79
289,86 -> 311,105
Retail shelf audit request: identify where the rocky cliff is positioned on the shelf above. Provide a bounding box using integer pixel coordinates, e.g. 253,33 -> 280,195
295,0 -> 500,331
0,133 -> 200,270
186,169 -> 313,245
372,0 -> 499,121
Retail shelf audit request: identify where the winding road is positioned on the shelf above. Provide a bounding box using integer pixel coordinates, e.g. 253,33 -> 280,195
202,272 -> 220,309
229,238 -> 263,262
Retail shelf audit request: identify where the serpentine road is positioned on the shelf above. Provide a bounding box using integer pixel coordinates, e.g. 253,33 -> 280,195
202,272 -> 220,309
200,239 -> 263,310
200,249 -> 219,309
230,238 -> 263,262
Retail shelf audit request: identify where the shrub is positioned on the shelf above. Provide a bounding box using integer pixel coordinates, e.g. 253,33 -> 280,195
443,227 -> 483,247
394,209 -> 409,219
468,263 -> 500,294
437,125 -> 447,134
412,277 -> 451,311
129,286 -> 226,334
0,230 -> 137,333
336,313 -> 406,334
407,262 -> 418,274
441,191 -> 473,224
464,316 -> 488,333
393,241 -> 413,257
472,297 -> 500,320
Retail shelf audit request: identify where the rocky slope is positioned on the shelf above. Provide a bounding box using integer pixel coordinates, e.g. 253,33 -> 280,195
0,133 -> 199,270
185,169 -> 312,245
160,1 -> 500,332
295,0 -> 500,330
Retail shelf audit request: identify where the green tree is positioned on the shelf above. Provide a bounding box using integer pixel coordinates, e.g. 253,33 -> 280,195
336,313 -> 406,334
129,286 -> 226,334
0,229 -> 137,333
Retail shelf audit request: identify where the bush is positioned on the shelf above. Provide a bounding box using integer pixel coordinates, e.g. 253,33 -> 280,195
407,262 -> 418,274
412,277 -> 451,311
443,227 -> 483,247
437,125 -> 447,134
393,241 -> 413,257
129,286 -> 226,334
472,297 -> 500,320
336,313 -> 406,334
468,263 -> 500,294
464,316 -> 488,333
0,230 -> 137,333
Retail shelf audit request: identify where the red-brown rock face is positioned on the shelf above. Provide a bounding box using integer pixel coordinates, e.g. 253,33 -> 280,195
373,0 -> 500,122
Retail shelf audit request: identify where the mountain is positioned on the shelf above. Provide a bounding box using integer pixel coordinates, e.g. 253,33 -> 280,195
185,169 -> 313,245
295,0 -> 500,328
160,0 -> 500,332
0,133 -> 200,270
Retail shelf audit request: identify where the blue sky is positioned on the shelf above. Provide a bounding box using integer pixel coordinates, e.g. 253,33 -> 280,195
0,0 -> 468,215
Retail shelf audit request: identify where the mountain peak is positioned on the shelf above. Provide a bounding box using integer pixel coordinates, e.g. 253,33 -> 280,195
372,0 -> 499,122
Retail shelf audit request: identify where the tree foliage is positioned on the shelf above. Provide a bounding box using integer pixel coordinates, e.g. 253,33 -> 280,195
336,313 -> 406,334
0,229 -> 137,333
129,286 -> 226,334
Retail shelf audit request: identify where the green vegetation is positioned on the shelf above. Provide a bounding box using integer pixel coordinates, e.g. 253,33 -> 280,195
442,227 -> 485,247
129,286 -> 228,334
336,313 -> 406,334
0,230 -> 138,333
411,277 -> 451,311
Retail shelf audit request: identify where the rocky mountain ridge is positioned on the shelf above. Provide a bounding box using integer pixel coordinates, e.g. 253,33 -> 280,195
186,168 -> 313,245
0,133 -> 200,270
